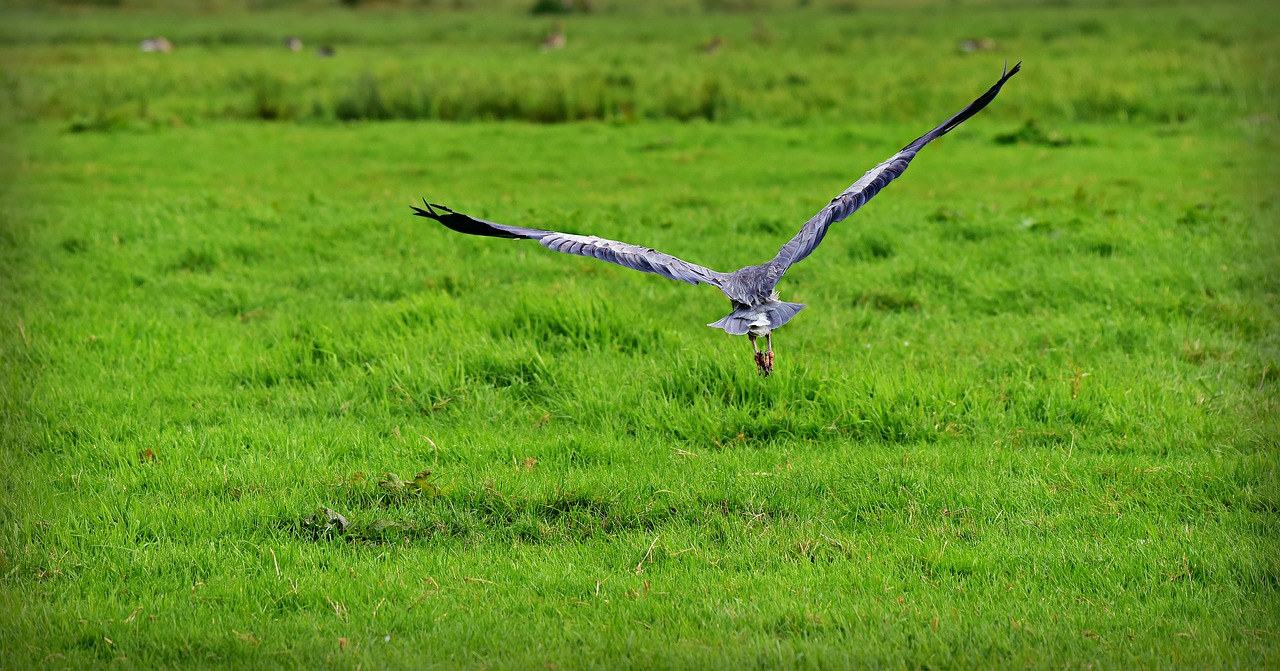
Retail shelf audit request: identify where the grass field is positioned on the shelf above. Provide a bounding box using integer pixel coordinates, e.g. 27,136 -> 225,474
1,0 -> 1278,668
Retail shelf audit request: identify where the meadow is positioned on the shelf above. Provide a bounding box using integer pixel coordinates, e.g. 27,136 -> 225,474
1,0 -> 1278,668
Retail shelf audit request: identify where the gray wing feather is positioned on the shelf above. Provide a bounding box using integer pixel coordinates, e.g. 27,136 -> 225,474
771,62 -> 1021,270
412,202 -> 724,287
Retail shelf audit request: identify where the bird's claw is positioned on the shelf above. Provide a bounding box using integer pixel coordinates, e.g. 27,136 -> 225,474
754,350 -> 774,377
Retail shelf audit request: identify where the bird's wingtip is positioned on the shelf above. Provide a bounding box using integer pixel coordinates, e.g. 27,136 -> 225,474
410,198 -> 433,218
412,199 -> 458,220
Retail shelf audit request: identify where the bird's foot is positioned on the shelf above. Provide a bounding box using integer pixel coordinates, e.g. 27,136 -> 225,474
754,350 -> 774,377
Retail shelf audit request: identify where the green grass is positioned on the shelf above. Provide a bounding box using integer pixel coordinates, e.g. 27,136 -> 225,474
2,1 -> 1277,126
2,1 -> 1279,669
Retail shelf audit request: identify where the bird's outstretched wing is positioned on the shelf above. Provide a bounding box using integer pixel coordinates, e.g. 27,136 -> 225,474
412,201 -> 724,287
770,62 -> 1021,270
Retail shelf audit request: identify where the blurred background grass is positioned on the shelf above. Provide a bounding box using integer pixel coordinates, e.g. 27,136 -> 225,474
1,0 -> 1276,127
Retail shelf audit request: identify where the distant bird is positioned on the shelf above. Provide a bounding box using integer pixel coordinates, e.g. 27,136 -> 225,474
539,22 -> 566,51
959,38 -> 998,54
699,36 -> 724,54
139,37 -> 173,53
316,45 -> 335,58
413,64 -> 1021,376
284,36 -> 304,52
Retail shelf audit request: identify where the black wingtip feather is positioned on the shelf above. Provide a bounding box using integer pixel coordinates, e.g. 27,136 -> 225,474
937,62 -> 1020,133
411,198 -> 525,239
903,61 -> 1022,151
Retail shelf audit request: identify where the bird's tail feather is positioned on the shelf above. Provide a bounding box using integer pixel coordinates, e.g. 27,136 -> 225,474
766,301 -> 805,329
707,301 -> 805,334
707,313 -> 752,335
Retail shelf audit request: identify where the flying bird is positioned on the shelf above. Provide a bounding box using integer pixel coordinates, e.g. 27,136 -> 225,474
414,63 -> 1020,376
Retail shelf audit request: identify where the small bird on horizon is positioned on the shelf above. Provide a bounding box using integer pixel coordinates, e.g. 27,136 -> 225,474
414,63 -> 1021,377
139,37 -> 173,53
539,22 -> 566,51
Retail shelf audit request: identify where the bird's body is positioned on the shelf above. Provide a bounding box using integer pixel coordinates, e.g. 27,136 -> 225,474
414,63 -> 1021,376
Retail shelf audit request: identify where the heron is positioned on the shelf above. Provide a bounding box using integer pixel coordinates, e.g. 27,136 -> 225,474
413,63 -> 1020,377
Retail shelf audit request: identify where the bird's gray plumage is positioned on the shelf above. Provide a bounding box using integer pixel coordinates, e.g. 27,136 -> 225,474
412,63 -> 1021,371
413,202 -> 726,287
770,61 -> 1021,271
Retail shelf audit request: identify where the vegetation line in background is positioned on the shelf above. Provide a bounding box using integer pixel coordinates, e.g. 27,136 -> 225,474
0,1 -> 1275,128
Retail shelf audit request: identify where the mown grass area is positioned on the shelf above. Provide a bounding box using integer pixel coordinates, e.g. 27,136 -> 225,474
2,0 -> 1279,668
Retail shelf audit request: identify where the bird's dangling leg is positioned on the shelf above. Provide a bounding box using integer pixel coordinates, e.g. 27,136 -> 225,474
763,334 -> 775,375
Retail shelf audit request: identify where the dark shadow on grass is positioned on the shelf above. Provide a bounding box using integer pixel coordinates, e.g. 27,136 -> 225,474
282,482 -> 805,546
